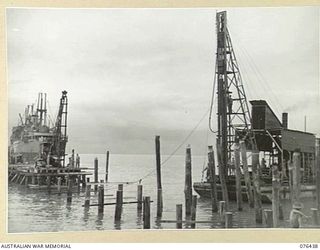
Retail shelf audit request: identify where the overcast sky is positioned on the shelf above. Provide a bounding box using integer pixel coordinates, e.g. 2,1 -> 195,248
6,7 -> 319,155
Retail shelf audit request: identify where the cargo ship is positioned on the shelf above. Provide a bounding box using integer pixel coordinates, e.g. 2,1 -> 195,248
8,91 -> 90,190
9,91 -> 68,168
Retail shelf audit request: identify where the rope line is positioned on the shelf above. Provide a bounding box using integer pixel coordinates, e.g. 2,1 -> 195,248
133,107 -> 211,184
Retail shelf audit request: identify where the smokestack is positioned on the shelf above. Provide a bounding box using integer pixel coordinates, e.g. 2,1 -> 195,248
304,115 -> 307,132
282,112 -> 288,129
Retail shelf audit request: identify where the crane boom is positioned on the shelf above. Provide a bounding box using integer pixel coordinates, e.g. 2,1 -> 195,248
51,90 -> 68,167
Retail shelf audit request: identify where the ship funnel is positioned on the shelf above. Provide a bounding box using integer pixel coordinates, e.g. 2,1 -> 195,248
282,112 -> 288,129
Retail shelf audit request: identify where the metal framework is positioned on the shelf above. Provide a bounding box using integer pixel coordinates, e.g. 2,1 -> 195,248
52,90 -> 68,167
216,11 -> 252,175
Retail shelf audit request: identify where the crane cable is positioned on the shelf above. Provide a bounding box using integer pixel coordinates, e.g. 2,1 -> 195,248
209,53 -> 218,134
133,107 -> 211,184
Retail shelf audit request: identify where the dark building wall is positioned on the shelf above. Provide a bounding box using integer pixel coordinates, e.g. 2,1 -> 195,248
250,100 -> 315,154
250,100 -> 282,130
252,105 -> 265,129
282,129 -> 315,153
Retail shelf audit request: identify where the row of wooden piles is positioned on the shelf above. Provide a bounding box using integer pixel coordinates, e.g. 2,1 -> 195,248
64,136 -> 320,229
207,138 -> 320,228
13,136 -> 320,229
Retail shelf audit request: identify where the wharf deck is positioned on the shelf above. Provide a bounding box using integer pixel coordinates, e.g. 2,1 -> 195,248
8,164 -> 93,190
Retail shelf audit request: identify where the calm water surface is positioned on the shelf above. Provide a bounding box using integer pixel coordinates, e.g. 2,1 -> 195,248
8,154 -> 317,233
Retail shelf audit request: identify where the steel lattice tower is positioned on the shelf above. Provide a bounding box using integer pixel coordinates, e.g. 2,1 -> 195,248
52,90 -> 68,167
216,11 -> 252,176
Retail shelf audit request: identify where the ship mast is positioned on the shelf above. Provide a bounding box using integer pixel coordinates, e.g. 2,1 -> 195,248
36,93 -> 48,127
216,11 -> 252,177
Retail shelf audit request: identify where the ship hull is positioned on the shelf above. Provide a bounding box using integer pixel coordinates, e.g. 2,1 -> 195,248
193,181 -> 316,204
10,140 -> 41,164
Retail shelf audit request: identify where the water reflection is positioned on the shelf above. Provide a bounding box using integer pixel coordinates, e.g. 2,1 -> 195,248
66,203 -> 72,213
136,210 -> 142,228
114,220 -> 121,230
95,212 -> 104,229
83,207 -> 90,223
154,216 -> 162,229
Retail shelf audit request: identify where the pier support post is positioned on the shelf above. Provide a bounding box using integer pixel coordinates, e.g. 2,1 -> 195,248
208,146 -> 218,213
57,177 -> 61,194
143,196 -> 151,229
137,184 -> 143,211
219,201 -> 226,226
292,151 -> 301,204
105,151 -> 109,182
115,189 -> 123,222
25,176 -> 29,187
82,175 -> 86,188
67,178 -> 73,203
240,140 -> 254,208
252,149 -> 262,223
84,184 -> 91,208
77,175 -> 81,193
216,142 -> 229,210
264,209 -> 273,228
176,204 -> 183,229
98,185 -> 104,214
31,175 -> 35,185
157,189 -> 163,218
46,176 -> 51,191
184,145 -> 192,219
311,208 -> 319,226
94,158 -> 98,191
155,136 -> 163,218
316,138 -> 320,210
118,184 -> 123,211
225,212 -> 233,228
234,143 -> 243,211
190,195 -> 197,229
272,165 -> 280,228
279,204 -> 284,220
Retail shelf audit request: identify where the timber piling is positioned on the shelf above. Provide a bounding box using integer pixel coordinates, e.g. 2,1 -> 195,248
240,140 -> 254,208
184,145 -> 192,219
208,146 -> 218,213
137,184 -> 143,211
234,143 -> 242,211
190,195 -> 197,229
272,165 -> 280,227
105,151 -> 110,183
155,136 -> 163,218
94,158 -> 98,191
98,185 -> 104,214
143,196 -> 151,229
176,204 -> 183,229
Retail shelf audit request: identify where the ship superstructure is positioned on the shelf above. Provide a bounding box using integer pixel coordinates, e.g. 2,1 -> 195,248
9,91 -> 68,168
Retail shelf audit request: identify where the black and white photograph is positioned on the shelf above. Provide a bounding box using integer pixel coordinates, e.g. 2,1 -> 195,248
6,6 -> 319,233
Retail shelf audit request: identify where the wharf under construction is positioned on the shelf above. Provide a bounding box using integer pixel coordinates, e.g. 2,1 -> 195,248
193,11 -> 318,209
